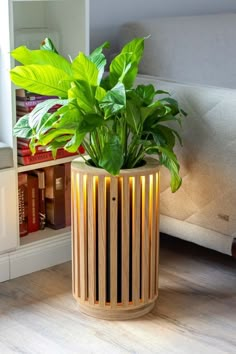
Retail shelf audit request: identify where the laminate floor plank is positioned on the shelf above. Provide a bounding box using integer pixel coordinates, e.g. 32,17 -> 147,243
0,235 -> 235,354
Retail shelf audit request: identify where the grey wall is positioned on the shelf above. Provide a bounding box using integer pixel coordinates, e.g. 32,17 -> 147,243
90,0 -> 236,52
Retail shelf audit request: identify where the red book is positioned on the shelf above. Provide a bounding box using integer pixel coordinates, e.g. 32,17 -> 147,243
18,173 -> 28,237
17,149 -> 79,166
27,174 -> 39,233
65,163 -> 71,227
17,146 -> 47,156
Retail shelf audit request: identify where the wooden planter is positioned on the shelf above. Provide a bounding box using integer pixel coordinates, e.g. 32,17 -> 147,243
71,157 -> 160,320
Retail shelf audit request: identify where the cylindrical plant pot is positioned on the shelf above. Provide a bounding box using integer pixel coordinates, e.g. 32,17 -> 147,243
71,156 -> 160,320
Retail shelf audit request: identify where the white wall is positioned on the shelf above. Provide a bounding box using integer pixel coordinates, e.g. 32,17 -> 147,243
90,0 -> 236,52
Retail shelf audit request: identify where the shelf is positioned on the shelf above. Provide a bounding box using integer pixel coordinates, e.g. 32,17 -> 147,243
17,155 -> 78,172
20,226 -> 71,246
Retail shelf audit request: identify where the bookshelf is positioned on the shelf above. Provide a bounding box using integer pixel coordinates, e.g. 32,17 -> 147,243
0,0 -> 89,282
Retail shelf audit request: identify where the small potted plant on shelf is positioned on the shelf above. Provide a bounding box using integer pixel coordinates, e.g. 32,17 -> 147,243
10,37 -> 186,320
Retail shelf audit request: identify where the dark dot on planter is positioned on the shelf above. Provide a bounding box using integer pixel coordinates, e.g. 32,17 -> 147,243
112,197 -> 116,201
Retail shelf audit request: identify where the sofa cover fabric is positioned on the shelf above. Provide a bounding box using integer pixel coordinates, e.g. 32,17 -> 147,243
119,14 -> 236,254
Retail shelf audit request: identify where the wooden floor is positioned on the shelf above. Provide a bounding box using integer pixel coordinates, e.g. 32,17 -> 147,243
0,235 -> 235,354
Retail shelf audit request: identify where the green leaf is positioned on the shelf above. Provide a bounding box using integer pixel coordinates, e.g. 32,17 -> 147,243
11,46 -> 72,75
95,86 -> 107,102
51,103 -> 83,130
69,81 -> 97,114
40,38 -> 59,54
141,100 -> 166,122
109,53 -> 138,88
99,134 -> 124,175
13,115 -> 33,139
10,65 -> 71,98
126,99 -> 142,133
99,82 -> 126,119
89,41 -> 110,83
158,146 -> 182,192
77,114 -> 104,133
64,130 -> 86,152
28,98 -> 67,129
135,84 -> 156,105
72,52 -> 99,86
121,37 -> 144,65
37,128 -> 75,146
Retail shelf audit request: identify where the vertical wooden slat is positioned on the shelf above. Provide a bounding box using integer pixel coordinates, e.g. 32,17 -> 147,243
110,177 -> 118,307
87,175 -> 96,304
122,177 -> 129,305
98,176 -> 106,306
79,174 -> 88,302
74,172 -> 81,298
150,174 -> 156,298
155,172 -> 160,295
141,176 -> 149,302
132,176 -> 141,305
71,170 -> 76,296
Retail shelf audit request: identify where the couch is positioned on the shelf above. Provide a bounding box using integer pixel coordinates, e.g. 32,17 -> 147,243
119,13 -> 236,256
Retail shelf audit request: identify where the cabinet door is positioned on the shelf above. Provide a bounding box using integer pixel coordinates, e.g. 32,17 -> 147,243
0,169 -> 18,253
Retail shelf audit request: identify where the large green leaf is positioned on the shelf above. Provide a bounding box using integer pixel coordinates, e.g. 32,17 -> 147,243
89,41 -> 110,83
135,84 -> 156,105
109,52 -> 138,88
141,100 -> 167,122
121,37 -> 144,66
11,46 -> 72,75
64,130 -> 86,152
126,99 -> 142,133
158,146 -> 182,192
99,82 -> 126,119
72,52 -> 99,86
28,98 -> 68,129
77,114 -> 104,133
13,115 -> 33,139
10,65 -> 71,98
99,134 -> 124,175
37,128 -> 75,146
69,81 -> 97,114
52,104 -> 83,130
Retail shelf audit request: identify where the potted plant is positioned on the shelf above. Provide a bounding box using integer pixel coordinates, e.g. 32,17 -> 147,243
10,37 -> 185,319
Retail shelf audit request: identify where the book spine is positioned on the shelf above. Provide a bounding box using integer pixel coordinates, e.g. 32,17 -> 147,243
33,170 -> 46,230
45,165 -> 66,229
17,146 -> 46,156
64,163 -> 71,227
18,173 -> 28,237
17,149 -> 79,165
27,174 -> 39,233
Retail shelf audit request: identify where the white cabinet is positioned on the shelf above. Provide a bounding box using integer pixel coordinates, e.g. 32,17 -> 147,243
0,169 -> 18,253
0,0 -> 89,281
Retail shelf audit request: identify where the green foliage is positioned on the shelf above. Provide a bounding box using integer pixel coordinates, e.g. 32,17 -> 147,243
11,37 -> 186,192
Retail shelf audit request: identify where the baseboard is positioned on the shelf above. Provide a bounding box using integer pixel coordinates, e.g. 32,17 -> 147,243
0,254 -> 10,282
9,232 -> 72,279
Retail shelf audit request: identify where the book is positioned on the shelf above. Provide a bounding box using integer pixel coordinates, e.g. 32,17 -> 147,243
16,88 -> 57,101
18,173 -> 28,237
44,164 -> 66,229
64,163 -> 71,227
33,170 -> 46,230
17,146 -> 47,157
27,174 -> 39,233
17,149 -> 79,166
